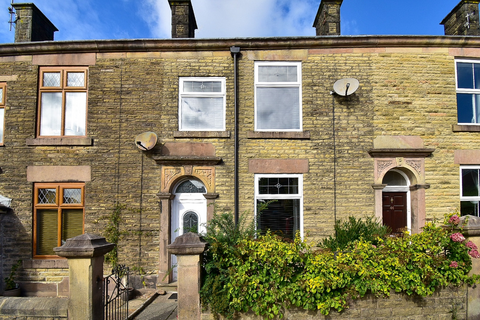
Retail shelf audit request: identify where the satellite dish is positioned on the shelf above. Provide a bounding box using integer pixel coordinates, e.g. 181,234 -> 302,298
333,78 -> 359,96
135,132 -> 157,151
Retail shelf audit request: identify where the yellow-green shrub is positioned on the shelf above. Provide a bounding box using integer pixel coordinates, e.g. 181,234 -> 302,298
201,216 -> 480,319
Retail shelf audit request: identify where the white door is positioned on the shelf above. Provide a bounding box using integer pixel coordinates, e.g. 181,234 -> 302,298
171,179 -> 207,281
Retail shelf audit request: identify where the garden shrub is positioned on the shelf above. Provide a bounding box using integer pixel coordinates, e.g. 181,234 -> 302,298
201,213 -> 480,320
319,216 -> 391,251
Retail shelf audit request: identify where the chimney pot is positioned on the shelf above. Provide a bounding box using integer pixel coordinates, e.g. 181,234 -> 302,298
441,0 -> 480,36
168,0 -> 198,38
12,3 -> 58,43
313,0 -> 343,36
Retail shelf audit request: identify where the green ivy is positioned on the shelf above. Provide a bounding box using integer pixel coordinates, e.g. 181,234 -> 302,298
103,203 -> 129,268
201,215 -> 480,319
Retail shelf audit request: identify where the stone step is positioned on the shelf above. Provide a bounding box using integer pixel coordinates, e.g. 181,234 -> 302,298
156,282 -> 177,293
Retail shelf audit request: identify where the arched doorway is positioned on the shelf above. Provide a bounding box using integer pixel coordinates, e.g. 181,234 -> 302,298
171,178 -> 207,281
382,169 -> 411,235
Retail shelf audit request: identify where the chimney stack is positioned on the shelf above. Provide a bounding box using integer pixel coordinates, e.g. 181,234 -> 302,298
313,0 -> 343,36
12,3 -> 58,43
168,0 -> 197,38
441,0 -> 480,36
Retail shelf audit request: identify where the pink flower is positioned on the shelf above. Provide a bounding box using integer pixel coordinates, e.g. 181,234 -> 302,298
449,215 -> 460,225
372,245 -> 377,248
450,261 -> 459,268
450,233 -> 466,242
466,241 -> 478,250
469,249 -> 480,259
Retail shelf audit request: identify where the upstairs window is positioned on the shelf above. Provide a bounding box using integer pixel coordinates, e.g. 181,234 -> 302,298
179,77 -> 226,131
38,67 -> 88,137
460,166 -> 480,217
255,174 -> 303,239
33,183 -> 85,257
255,62 -> 302,131
456,60 -> 480,124
0,83 -> 5,145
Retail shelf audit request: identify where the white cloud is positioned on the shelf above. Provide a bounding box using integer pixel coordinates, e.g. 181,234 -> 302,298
342,19 -> 360,35
140,0 -> 320,39
141,0 -> 172,39
7,0 -> 107,41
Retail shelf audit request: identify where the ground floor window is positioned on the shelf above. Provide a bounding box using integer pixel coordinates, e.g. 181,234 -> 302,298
255,174 -> 303,239
33,183 -> 85,257
460,166 -> 480,216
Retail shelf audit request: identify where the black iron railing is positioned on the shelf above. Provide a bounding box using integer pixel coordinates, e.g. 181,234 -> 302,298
103,264 -> 129,320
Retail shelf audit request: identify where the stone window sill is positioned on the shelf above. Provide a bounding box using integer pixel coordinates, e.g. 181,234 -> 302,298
247,131 -> 310,139
26,137 -> 93,146
174,131 -> 230,138
453,124 -> 480,132
152,155 -> 222,165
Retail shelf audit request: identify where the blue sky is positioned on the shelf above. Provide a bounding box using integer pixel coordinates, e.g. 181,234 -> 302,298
0,0 -> 459,43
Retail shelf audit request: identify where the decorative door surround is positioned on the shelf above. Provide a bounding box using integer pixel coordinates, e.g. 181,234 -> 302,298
157,165 -> 218,284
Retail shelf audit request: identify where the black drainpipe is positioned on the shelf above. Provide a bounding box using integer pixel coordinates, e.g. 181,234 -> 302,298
230,46 -> 241,226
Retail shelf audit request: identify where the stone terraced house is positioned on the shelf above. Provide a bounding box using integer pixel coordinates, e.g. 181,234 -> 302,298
1,0 -> 480,297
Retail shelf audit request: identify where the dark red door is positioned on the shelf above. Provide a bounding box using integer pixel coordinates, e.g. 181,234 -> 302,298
382,192 -> 407,235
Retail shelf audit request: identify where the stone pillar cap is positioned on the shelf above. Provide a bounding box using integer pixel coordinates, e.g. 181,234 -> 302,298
54,233 -> 115,258
168,232 -> 206,255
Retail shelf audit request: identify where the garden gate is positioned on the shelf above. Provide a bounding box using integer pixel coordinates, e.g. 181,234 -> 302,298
103,265 -> 130,320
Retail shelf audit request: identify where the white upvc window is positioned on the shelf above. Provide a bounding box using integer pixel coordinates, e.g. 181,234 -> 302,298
254,62 -> 302,131
455,60 -> 480,125
0,83 -> 6,145
178,77 -> 226,131
254,174 -> 303,239
460,166 -> 480,217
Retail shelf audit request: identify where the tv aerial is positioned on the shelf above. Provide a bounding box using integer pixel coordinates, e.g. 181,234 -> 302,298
8,0 -> 16,31
333,78 -> 359,96
135,132 -> 157,151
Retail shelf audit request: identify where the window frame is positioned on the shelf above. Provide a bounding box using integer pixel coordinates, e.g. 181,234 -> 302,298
0,82 -> 6,146
178,77 -> 226,131
254,61 -> 302,132
460,165 -> 480,217
37,67 -> 88,137
254,173 -> 304,238
33,182 -> 85,258
455,59 -> 480,125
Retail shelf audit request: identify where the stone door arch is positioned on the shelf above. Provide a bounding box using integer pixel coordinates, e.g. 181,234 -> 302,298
157,165 -> 218,284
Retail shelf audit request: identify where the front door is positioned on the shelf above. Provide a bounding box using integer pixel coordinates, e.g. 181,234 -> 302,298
171,179 -> 207,281
382,192 -> 407,235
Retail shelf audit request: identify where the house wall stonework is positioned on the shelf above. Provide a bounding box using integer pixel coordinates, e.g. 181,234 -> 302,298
201,286 -> 467,320
1,38 -> 480,294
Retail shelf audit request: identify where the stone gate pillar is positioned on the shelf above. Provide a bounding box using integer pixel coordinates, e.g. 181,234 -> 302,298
167,232 -> 206,320
54,233 -> 115,320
